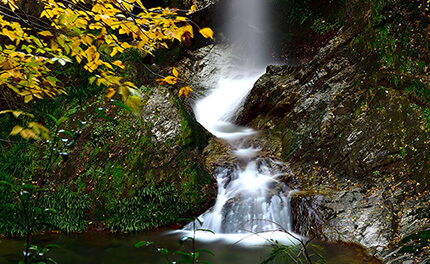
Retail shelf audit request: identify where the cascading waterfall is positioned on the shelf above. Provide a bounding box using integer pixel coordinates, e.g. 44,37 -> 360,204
190,158 -> 294,236
183,0 -> 296,244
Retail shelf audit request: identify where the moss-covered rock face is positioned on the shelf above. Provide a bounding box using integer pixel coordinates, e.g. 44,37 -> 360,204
0,84 -> 216,235
236,2 -> 430,262
54,85 -> 215,232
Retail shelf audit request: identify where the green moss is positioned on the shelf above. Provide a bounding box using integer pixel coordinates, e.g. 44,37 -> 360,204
277,125 -> 298,160
173,96 -> 209,149
349,0 -> 430,104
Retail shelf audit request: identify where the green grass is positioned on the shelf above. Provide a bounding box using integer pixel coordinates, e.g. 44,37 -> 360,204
106,184 -> 191,232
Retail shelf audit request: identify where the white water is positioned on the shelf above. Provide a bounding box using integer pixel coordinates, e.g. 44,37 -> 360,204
184,73 -> 297,244
180,0 -> 297,246
194,73 -> 260,141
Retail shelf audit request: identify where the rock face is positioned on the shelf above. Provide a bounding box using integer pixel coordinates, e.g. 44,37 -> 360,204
235,22 -> 430,264
52,85 -> 216,232
142,87 -> 183,144
177,44 -> 262,102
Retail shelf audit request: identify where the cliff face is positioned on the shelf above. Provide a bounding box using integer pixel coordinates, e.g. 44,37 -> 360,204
237,33 -> 430,186
233,7 -> 430,264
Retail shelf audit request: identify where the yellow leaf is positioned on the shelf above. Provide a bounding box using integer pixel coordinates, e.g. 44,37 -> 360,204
135,0 -> 144,9
178,86 -> 193,98
123,82 -> 136,88
137,40 -> 145,50
34,93 -> 43,99
2,110 -> 23,118
0,110 -> 13,115
5,0 -> 17,11
112,60 -> 125,69
84,35 -> 93,45
20,128 -> 38,140
110,47 -> 119,57
122,2 -> 133,12
199,28 -> 213,39
119,27 -> 130,35
85,46 -> 97,61
160,42 -> 168,49
10,125 -> 23,136
126,95 -> 143,114
72,39 -> 81,50
24,95 -> 33,103
189,5 -> 198,14
172,67 -> 178,77
118,85 -> 130,102
164,76 -> 178,85
51,40 -> 59,51
0,110 -> 34,118
171,24 -> 194,43
12,110 -> 23,118
105,88 -> 116,98
156,78 -> 166,85
28,122 -> 49,134
76,54 -> 83,63
38,31 -> 53,37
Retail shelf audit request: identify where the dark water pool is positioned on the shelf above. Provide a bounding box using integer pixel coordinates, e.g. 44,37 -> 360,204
0,230 -> 381,264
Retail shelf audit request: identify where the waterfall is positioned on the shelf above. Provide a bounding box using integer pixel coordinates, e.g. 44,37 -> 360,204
183,0 -> 296,244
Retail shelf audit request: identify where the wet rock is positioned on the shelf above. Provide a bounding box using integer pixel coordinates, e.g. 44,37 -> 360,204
194,0 -> 218,8
291,182 -> 430,263
176,44 -> 263,103
235,11 -> 430,264
142,86 -> 182,145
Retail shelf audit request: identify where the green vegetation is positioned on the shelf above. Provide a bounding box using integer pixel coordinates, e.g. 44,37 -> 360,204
0,91 -> 213,234
269,0 -> 345,33
0,0 -> 429,263
0,0 -> 214,245
42,188 -> 91,234
345,0 -> 430,187
107,185 -> 192,232
350,0 -> 430,101
268,0 -> 346,62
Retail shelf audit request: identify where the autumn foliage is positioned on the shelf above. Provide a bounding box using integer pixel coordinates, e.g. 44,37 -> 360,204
0,0 -> 213,139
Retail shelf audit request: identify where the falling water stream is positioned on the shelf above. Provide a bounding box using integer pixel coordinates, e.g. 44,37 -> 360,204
184,69 -> 297,245
180,0 -> 296,244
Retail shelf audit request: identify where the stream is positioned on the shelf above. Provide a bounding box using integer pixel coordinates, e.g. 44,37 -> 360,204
0,230 -> 381,264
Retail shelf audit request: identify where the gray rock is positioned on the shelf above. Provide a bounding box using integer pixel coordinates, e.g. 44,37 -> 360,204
234,10 -> 430,264
142,86 -> 182,144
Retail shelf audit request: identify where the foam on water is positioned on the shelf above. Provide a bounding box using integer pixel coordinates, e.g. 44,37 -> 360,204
194,74 -> 261,141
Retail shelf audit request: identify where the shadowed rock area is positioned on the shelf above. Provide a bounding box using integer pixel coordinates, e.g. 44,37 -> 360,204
233,9 -> 430,264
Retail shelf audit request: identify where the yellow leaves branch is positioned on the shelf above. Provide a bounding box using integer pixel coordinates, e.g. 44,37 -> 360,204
0,0 -> 211,136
